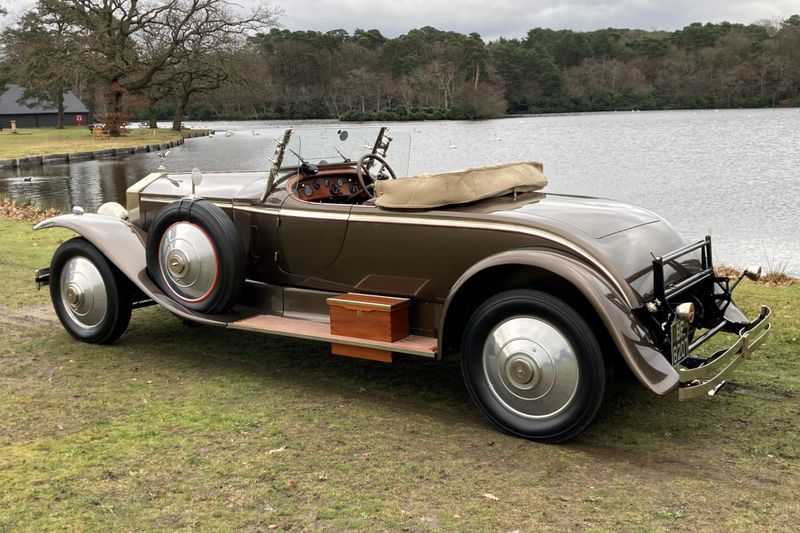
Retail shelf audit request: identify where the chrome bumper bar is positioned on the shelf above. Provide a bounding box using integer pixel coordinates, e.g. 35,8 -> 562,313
677,305 -> 772,400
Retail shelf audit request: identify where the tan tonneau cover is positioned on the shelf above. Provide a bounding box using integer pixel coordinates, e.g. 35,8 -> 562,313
375,161 -> 547,209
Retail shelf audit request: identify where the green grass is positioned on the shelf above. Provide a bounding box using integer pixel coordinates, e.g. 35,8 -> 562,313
1,217 -> 798,531
0,218 -> 74,307
0,127 -> 185,159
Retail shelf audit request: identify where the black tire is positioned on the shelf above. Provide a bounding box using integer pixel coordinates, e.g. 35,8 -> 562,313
146,199 -> 244,314
50,237 -> 132,344
461,289 -> 605,443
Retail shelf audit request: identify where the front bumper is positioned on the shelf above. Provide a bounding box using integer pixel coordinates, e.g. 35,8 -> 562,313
676,305 -> 772,399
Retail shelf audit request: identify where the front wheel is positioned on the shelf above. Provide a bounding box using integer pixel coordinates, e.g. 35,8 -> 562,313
461,290 -> 605,443
50,238 -> 132,344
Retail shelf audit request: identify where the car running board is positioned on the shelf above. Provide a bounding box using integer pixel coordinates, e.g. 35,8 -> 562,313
228,314 -> 438,360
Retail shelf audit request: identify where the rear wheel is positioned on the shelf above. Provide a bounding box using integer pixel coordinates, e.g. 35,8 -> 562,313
50,238 -> 132,344
461,289 -> 605,442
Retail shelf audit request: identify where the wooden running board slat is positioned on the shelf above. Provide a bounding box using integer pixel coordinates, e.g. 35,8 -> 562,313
229,314 -> 437,358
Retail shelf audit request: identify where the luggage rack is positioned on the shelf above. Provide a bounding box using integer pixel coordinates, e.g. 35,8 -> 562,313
651,235 -> 717,305
649,236 -> 774,399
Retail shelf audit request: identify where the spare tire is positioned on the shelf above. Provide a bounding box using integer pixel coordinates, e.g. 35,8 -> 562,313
146,199 -> 244,314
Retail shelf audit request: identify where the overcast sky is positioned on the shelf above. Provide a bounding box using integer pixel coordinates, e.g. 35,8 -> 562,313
275,0 -> 798,39
1,1 -> 798,39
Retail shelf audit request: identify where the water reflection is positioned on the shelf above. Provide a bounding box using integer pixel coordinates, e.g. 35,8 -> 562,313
1,156 -> 154,210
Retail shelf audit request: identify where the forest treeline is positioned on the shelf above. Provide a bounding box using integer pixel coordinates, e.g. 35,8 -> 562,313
1,1 -> 799,130
204,16 -> 800,121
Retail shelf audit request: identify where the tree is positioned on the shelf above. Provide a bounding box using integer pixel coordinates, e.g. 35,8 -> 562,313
253,29 -> 331,117
0,0 -> 7,90
354,28 -> 386,49
490,39 -> 562,111
40,0 -> 278,134
108,18 -> 800,120
150,1 -> 279,130
586,28 -> 626,59
626,36 -> 669,59
674,22 -> 725,50
564,58 -> 652,109
1,2 -> 85,128
167,47 -> 232,131
771,15 -> 800,101
459,33 -> 488,88
525,28 -> 591,67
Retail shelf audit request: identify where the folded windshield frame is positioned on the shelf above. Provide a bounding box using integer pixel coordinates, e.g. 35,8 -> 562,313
261,126 -> 410,202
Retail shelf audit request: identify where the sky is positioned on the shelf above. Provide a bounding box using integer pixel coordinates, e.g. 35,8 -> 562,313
274,0 -> 798,39
1,0 -> 798,38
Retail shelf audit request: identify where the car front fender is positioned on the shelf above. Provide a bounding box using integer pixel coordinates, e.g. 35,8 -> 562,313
34,213 -> 223,325
440,248 -> 679,395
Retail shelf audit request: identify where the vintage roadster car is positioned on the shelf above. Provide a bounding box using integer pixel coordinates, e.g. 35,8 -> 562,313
34,126 -> 771,442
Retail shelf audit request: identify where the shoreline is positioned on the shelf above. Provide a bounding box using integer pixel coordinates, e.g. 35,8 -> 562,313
190,105 -> 800,124
0,129 -> 212,170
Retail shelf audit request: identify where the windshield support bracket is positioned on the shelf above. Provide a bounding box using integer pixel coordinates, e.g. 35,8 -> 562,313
261,128 -> 293,202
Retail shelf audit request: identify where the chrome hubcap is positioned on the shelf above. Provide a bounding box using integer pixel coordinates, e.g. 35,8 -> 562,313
159,222 -> 217,302
507,354 -> 538,386
65,282 -> 83,307
167,250 -> 189,277
60,256 -> 108,329
483,316 -> 579,419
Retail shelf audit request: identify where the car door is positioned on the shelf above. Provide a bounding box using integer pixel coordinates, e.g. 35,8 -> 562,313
276,194 -> 351,277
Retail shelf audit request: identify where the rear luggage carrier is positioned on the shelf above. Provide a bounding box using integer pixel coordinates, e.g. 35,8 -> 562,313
650,236 -> 773,399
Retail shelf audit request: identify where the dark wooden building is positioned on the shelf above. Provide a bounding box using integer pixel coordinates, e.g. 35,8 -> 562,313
0,84 -> 89,128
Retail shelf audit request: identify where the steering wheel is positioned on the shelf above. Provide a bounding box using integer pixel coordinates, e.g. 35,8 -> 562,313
355,153 -> 397,199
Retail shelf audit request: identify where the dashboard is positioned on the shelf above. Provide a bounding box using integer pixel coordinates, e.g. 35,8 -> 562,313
289,168 -> 366,203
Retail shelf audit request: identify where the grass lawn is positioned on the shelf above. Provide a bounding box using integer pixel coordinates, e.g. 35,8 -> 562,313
0,127 -> 186,160
1,216 -> 798,531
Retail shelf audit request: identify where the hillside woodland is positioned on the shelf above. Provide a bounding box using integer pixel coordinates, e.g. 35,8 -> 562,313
1,1 -> 798,128
215,18 -> 800,121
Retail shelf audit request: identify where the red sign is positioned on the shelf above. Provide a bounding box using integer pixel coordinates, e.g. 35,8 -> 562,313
76,114 -> 84,123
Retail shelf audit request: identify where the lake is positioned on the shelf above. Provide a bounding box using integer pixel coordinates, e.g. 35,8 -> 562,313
1,108 -> 798,274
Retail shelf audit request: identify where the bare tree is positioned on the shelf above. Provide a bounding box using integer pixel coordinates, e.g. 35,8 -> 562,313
40,0 -> 279,134
564,58 -> 651,105
136,0 -> 280,130
168,51 -> 231,130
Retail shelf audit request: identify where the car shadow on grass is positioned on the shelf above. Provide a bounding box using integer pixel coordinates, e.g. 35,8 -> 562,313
106,307 -> 798,467
119,308 -> 483,425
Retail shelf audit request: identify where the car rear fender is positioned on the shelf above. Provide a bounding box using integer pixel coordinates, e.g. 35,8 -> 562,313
440,249 -> 679,395
34,213 -> 223,325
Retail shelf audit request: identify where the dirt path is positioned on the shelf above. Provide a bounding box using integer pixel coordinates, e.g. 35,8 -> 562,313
0,303 -> 58,339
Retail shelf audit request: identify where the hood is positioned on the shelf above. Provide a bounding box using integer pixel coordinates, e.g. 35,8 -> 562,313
138,171 -> 265,203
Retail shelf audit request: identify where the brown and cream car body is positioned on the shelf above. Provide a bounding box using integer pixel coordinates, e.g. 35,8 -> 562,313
34,127 -> 772,442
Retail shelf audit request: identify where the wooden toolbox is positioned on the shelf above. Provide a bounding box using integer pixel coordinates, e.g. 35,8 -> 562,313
326,293 -> 410,363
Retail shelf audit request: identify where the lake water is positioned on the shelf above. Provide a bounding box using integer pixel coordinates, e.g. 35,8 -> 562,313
1,109 -> 798,274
